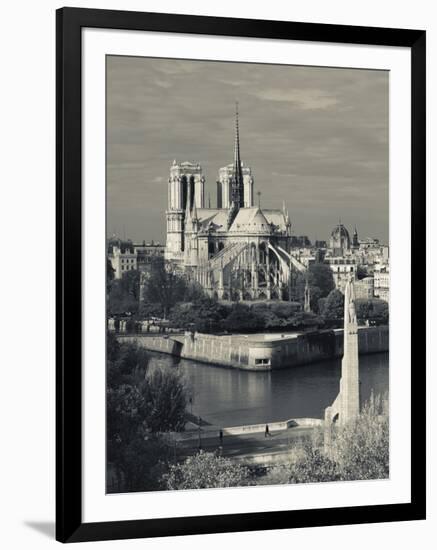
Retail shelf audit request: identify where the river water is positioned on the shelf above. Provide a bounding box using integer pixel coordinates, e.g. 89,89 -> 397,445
147,352 -> 389,428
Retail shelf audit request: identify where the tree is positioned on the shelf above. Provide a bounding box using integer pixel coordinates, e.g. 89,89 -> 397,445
106,340 -> 189,492
107,340 -> 149,388
162,451 -> 251,490
355,298 -> 389,325
250,302 -> 321,331
107,258 -> 115,293
287,446 -> 341,484
107,383 -> 146,445
308,263 -> 335,298
140,367 -> 188,433
321,289 -> 344,322
108,269 -> 141,316
108,435 -> 170,493
356,265 -> 369,280
267,393 -> 389,485
141,257 -> 187,318
223,303 -> 264,333
292,264 -> 334,313
169,299 -> 229,333
331,393 -> 389,481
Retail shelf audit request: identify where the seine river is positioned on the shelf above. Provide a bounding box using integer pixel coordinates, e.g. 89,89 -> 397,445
147,352 -> 389,428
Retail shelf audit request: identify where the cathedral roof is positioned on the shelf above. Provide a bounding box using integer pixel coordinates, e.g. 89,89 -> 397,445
196,208 -> 230,233
193,207 -> 288,235
262,209 -> 288,231
229,207 -> 272,234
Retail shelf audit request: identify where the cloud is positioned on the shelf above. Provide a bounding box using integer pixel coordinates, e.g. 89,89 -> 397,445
155,79 -> 173,88
251,88 -> 340,110
106,56 -> 389,243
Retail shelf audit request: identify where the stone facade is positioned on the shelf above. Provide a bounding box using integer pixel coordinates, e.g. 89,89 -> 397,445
164,105 -> 300,301
108,238 -> 165,280
354,276 -> 375,300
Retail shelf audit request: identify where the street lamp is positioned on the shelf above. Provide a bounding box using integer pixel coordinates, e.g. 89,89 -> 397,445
198,415 -> 202,450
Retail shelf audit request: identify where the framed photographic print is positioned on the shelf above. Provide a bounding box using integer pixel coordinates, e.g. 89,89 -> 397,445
56,7 -> 426,543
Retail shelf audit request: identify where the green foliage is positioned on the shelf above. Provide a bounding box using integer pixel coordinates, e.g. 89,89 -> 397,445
107,340 -> 149,388
141,257 -> 188,318
169,299 -> 229,333
107,384 -> 146,444
106,337 -> 189,492
308,263 -> 335,298
321,289 -> 345,321
183,280 -> 208,303
356,265 -> 369,280
108,269 -> 141,316
107,258 -> 115,293
251,302 -> 322,330
224,303 -> 264,333
355,298 -> 389,325
109,435 -> 170,493
270,394 -> 389,485
167,299 -> 322,334
107,331 -> 120,362
288,445 -> 341,483
141,368 -> 188,433
162,451 -> 251,490
330,393 -> 389,480
291,264 -> 334,313
251,301 -> 300,320
139,301 -> 166,319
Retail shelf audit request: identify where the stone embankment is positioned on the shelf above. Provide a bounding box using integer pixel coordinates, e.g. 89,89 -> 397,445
117,325 -> 388,371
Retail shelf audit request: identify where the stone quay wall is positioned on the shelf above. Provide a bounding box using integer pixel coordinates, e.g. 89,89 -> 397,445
117,326 -> 388,372
117,334 -> 183,356
181,332 -> 254,369
180,326 -> 388,370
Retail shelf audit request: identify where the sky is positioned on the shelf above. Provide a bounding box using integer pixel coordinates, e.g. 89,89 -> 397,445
107,56 -> 389,245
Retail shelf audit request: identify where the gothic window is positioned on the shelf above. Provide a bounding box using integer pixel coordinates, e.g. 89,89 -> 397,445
181,176 -> 188,211
189,176 -> 195,209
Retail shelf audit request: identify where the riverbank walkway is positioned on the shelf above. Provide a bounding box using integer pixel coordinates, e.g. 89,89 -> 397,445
168,416 -> 320,463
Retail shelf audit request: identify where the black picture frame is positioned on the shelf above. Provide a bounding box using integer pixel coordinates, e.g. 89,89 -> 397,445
56,7 -> 426,543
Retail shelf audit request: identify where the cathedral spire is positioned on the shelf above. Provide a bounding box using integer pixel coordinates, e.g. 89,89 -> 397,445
232,102 -> 244,208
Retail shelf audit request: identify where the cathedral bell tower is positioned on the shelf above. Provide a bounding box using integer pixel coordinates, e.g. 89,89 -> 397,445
165,160 -> 205,262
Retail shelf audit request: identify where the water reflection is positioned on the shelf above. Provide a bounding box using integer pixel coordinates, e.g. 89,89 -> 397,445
148,352 -> 389,428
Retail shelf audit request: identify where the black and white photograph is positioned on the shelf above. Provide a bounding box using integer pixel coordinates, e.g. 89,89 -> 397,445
106,55 -> 390,494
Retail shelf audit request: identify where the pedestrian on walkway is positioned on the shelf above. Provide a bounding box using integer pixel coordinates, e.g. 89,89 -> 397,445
219,429 -> 223,446
265,424 -> 270,438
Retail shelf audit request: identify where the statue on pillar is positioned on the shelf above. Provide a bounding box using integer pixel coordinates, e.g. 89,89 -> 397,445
324,276 -> 360,453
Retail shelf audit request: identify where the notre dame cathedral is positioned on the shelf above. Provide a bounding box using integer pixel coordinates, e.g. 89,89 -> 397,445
165,105 -> 304,301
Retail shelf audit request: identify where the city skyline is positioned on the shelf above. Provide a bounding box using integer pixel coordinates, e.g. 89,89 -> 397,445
107,56 -> 389,244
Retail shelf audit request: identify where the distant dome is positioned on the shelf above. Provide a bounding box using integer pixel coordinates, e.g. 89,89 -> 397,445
329,222 -> 351,251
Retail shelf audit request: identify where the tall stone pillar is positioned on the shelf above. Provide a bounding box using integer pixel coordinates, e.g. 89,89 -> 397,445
339,279 -> 360,422
324,278 -> 360,451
